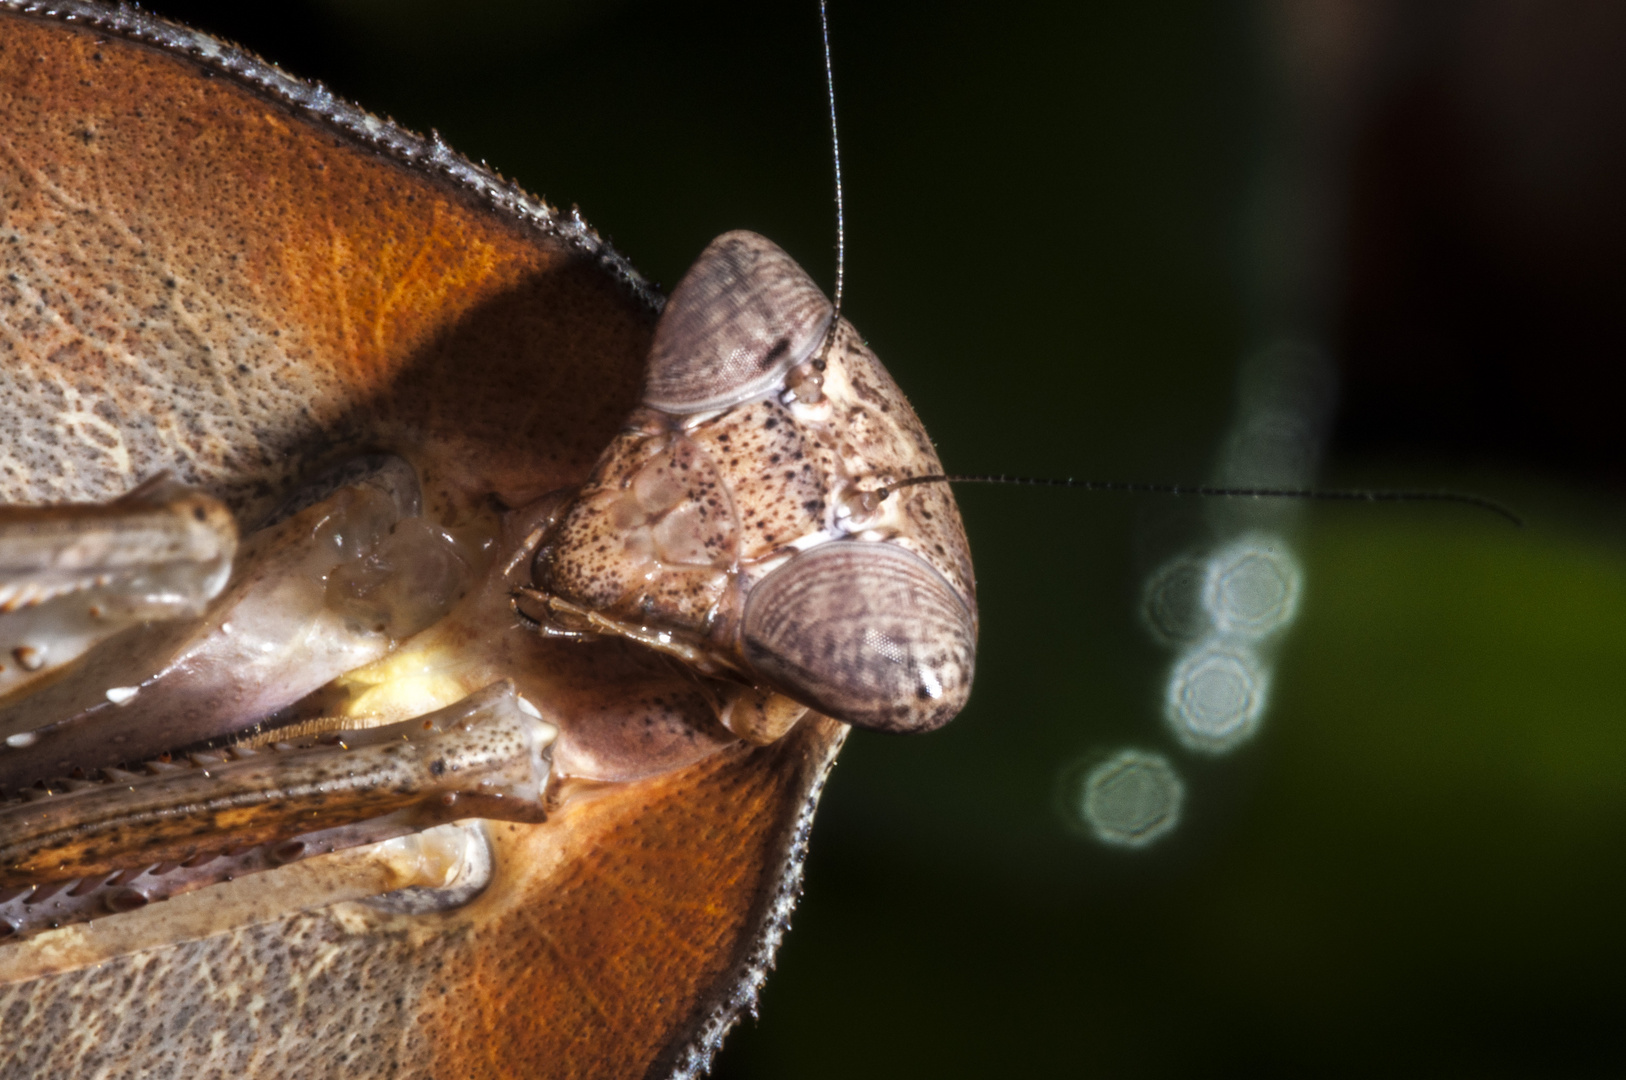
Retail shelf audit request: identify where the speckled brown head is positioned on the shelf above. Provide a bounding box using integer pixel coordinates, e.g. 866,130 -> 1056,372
529,231 -> 978,734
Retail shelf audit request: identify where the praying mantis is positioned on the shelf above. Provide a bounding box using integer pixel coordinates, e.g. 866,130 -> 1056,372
6,3 -> 1600,1078
0,2 -> 982,1075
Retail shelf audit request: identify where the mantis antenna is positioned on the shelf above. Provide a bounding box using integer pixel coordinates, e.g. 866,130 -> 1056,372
878,474 -> 1524,526
820,0 -> 845,327
814,6 -> 1518,530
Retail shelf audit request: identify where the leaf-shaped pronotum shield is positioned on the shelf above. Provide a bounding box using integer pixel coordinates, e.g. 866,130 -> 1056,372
0,3 -> 965,1076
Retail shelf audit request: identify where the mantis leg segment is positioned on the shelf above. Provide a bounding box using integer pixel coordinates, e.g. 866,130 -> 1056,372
0,476 -> 236,701
0,681 -> 552,940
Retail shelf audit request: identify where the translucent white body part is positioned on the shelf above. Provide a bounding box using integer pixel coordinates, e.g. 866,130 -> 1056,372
0,478 -> 236,701
0,481 -> 473,791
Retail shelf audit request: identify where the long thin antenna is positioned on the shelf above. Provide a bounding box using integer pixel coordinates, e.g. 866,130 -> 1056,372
820,0 -> 845,324
809,6 -> 1514,531
878,473 -> 1524,526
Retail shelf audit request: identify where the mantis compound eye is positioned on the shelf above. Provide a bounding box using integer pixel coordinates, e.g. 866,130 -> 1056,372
642,231 -> 833,414
741,541 -> 976,734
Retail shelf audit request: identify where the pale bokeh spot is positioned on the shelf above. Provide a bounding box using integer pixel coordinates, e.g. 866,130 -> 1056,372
1141,554 -> 1209,645
1078,749 -> 1184,848
1203,534 -> 1302,639
1165,641 -> 1269,752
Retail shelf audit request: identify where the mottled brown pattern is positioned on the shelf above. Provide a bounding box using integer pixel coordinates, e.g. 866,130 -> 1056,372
691,398 -> 827,554
820,322 -> 974,607
0,683 -> 550,891
0,11 -> 648,523
0,718 -> 842,1080
419,719 -> 844,1079
536,308 -> 977,719
742,541 -> 975,732
643,232 -> 831,413
0,905 -> 436,1078
540,232 -> 974,649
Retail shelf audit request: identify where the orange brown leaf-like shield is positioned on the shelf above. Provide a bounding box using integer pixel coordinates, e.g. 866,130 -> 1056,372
0,4 -> 848,1076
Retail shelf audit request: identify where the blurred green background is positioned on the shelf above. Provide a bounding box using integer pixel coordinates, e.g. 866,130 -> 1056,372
146,1 -> 1626,1074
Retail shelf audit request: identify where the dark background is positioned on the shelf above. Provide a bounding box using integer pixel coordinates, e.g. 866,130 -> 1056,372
138,2 -> 1626,1074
